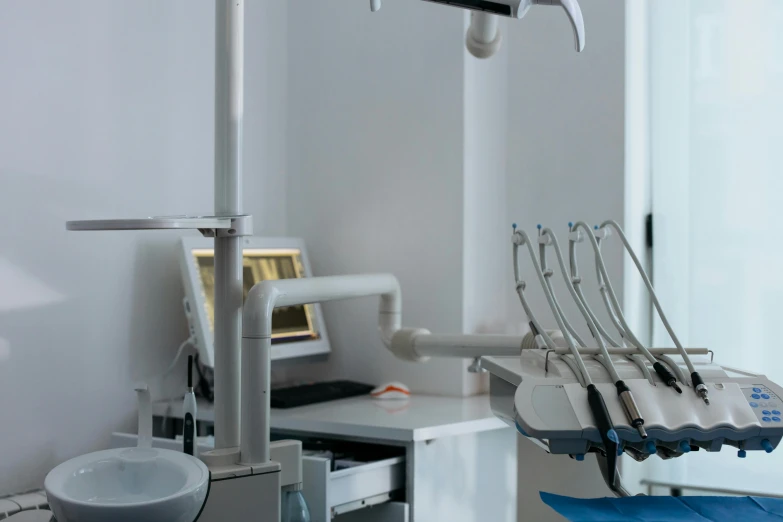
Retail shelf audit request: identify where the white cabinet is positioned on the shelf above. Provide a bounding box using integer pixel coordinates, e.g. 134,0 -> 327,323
150,394 -> 516,521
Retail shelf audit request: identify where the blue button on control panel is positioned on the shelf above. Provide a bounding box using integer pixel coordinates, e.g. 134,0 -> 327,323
745,386 -> 781,422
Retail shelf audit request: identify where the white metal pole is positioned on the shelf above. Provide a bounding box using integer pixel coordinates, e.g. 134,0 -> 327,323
240,336 -> 271,465
213,0 -> 244,452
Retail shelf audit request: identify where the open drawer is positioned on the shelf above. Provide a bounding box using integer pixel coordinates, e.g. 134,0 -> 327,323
275,436 -> 407,522
303,454 -> 405,521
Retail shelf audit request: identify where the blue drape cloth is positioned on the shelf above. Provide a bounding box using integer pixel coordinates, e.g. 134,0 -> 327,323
540,492 -> 783,521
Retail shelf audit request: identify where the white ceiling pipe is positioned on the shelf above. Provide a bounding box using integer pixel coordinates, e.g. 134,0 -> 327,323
466,12 -> 502,59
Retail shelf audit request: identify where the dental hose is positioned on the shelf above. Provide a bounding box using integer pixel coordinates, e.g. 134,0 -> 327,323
541,227 -> 647,439
512,226 -> 620,483
599,220 -> 707,404
570,222 -> 687,398
591,226 -> 684,395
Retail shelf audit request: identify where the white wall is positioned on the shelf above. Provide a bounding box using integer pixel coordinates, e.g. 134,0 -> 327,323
245,1 -> 288,233
284,0 -> 627,398
506,0 -> 626,352
285,0 -> 471,395
0,0 -> 286,495
504,1 -> 626,518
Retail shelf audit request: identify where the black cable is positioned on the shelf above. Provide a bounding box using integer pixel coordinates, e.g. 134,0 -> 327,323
193,354 -> 214,403
587,384 -> 619,487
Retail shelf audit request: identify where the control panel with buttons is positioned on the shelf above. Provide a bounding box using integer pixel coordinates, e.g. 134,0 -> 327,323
744,385 -> 782,423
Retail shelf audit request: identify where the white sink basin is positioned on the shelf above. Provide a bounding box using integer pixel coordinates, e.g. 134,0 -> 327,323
45,447 -> 209,522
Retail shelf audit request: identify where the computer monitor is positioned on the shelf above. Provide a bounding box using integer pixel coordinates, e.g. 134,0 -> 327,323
179,236 -> 330,368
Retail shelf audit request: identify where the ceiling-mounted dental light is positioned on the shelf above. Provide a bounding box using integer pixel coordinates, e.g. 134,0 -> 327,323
420,0 -> 585,58
369,0 -> 584,58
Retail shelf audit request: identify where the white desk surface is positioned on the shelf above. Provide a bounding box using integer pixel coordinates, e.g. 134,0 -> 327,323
153,394 -> 507,442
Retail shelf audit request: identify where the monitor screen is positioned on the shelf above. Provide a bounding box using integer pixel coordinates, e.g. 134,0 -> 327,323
192,248 -> 321,343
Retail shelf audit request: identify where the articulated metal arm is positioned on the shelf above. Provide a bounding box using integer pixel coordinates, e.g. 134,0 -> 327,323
239,273 -> 527,466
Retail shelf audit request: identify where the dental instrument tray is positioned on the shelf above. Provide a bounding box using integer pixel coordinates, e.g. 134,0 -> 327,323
484,351 -> 783,458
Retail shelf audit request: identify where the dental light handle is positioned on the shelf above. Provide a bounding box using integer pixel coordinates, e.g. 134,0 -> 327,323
533,0 -> 585,52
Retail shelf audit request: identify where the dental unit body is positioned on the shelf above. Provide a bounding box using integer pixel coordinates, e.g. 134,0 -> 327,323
485,351 -> 783,460
42,0 -> 782,520
239,242 -> 783,498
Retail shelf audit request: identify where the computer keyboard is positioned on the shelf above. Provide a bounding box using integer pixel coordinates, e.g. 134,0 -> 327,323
271,380 -> 375,409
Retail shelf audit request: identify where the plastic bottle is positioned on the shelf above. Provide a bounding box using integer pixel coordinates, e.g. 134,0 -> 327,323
281,486 -> 311,522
